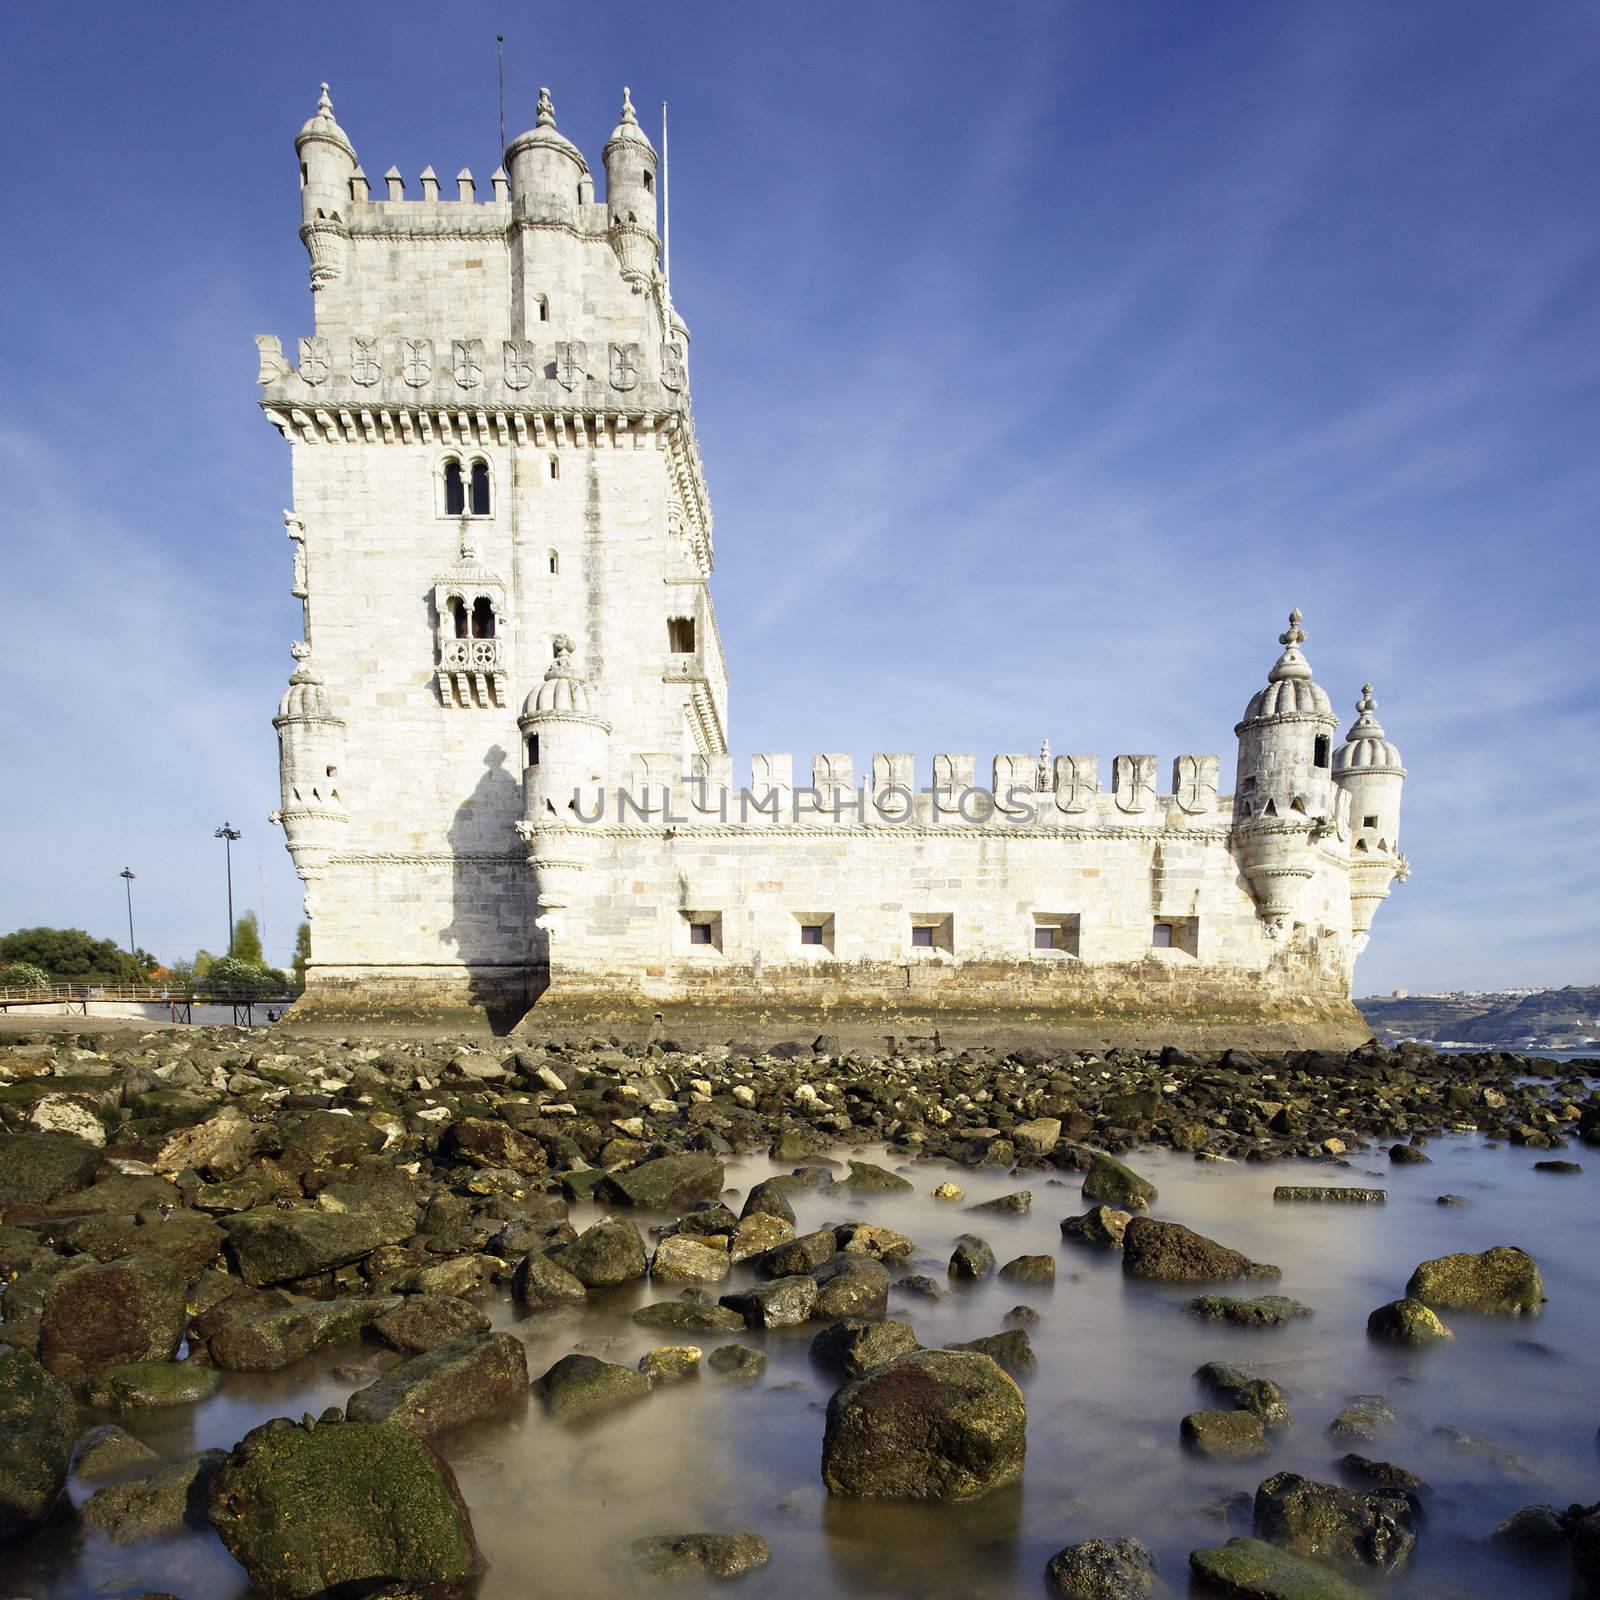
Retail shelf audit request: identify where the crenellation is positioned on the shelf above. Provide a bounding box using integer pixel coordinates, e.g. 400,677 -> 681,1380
263,84 -> 1407,1039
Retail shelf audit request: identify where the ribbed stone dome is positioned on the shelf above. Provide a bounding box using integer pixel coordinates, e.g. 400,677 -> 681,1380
522,636 -> 593,716
1334,684 -> 1405,774
506,87 -> 589,172
276,660 -> 333,722
296,84 -> 354,155
1239,611 -> 1335,724
604,87 -> 656,156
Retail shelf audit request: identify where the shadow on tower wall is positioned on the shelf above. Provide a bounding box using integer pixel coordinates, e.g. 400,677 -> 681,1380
444,745 -> 548,1033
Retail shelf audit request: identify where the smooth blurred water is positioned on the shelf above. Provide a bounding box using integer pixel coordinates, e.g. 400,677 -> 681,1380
10,1134 -> 1598,1599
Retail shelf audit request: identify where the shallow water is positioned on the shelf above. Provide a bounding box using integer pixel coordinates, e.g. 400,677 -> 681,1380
10,1134 -> 1599,1599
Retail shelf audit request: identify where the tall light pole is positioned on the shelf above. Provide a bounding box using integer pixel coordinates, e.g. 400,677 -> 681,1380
119,868 -> 137,968
214,823 -> 241,955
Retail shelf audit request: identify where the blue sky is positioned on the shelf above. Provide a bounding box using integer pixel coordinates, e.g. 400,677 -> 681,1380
2,1 -> 1596,994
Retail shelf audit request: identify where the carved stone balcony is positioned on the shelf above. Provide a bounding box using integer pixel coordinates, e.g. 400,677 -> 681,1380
442,638 -> 503,671
437,636 -> 507,708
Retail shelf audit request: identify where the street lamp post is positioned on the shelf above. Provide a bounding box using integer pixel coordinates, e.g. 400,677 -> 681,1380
118,867 -> 137,968
214,823 -> 241,955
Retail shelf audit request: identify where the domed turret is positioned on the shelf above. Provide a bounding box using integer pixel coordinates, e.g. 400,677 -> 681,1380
1234,610 -> 1340,824
603,88 -> 660,280
506,87 -> 589,226
295,83 -> 357,225
270,646 -> 347,880
1334,684 -> 1408,939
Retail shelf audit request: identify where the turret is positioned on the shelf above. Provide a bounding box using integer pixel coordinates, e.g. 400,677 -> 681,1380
269,645 -> 348,881
295,84 -> 356,291
603,88 -> 660,281
1334,684 -> 1408,939
516,637 -> 611,924
505,88 -> 588,227
1232,611 -> 1339,933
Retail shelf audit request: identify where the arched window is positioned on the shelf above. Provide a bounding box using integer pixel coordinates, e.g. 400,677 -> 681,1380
471,597 -> 496,638
548,549 -> 559,575
643,170 -> 653,193
469,459 -> 491,516
443,458 -> 465,516
449,597 -> 468,638
535,295 -> 549,322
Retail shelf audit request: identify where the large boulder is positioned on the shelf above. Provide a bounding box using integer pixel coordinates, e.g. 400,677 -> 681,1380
1404,1246 -> 1544,1315
532,1353 -> 652,1422
1253,1471 -> 1416,1573
209,1297 -> 400,1372
820,1348 -> 1025,1500
553,1216 -> 647,1287
208,1416 -> 483,1599
1122,1219 -> 1278,1283
38,1255 -> 187,1385
1045,1537 -> 1156,1599
369,1295 -> 490,1355
1081,1154 -> 1157,1211
0,1131 -> 101,1206
346,1332 -> 528,1435
84,1360 -> 222,1410
1189,1537 -> 1365,1598
52,1211 -> 225,1277
0,1348 -> 76,1539
597,1153 -> 724,1209
220,1207 -> 413,1287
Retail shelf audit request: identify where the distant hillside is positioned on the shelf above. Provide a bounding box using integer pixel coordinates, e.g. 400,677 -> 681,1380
1357,986 -> 1600,1050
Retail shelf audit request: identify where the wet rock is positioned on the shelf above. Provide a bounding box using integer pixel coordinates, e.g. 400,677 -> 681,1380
1061,1206 -> 1132,1248
652,1234 -> 732,1284
729,1212 -> 795,1263
1189,1537 -> 1365,1598
1187,1295 -> 1311,1328
949,1234 -> 996,1279
833,1223 -> 915,1263
441,1117 -> 546,1175
1366,1298 -> 1452,1346
1436,1193 -> 1467,1206
895,1274 -> 946,1301
999,1253 -> 1055,1285
1272,1187 -> 1385,1204
1326,1394 -> 1397,1442
71,1421 -> 159,1481
841,1159 -> 912,1192
533,1353 -> 652,1422
720,1275 -> 818,1329
512,1249 -> 589,1308
755,1228 -> 838,1278
208,1416 -> 483,1598
631,1531 -> 772,1580
638,1345 -> 701,1383
932,1182 -> 964,1201
969,1189 -> 1032,1215
554,1216 -> 648,1287
38,1254 -> 187,1384
633,1301 -> 746,1335
0,1130 -> 102,1205
1333,1455 -> 1423,1497
1123,1219 -> 1278,1283
812,1253 -> 891,1320
676,1204 -> 740,1238
220,1207 -> 412,1288
1044,1536 -> 1156,1599
1182,1411 -> 1270,1460
1405,1246 -> 1545,1314
1013,1118 -> 1062,1156
821,1348 -> 1026,1500
1195,1363 -> 1291,1428
152,1114 -> 271,1178
347,1332 -> 528,1435
84,1359 -> 222,1410
1081,1153 -> 1157,1211
947,1328 -> 1036,1377
739,1179 -> 796,1224
209,1296 -> 400,1372
707,1345 -> 767,1382
1252,1470 -> 1416,1573
81,1449 -> 226,1543
811,1318 -> 919,1378
370,1295 -> 491,1355
0,1348 -> 75,1538
598,1153 -> 725,1209
1490,1504 -> 1568,1548
52,1210 -> 227,1277
1533,1159 -> 1581,1174
1388,1144 -> 1431,1165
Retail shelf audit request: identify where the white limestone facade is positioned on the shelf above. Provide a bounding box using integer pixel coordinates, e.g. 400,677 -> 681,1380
262,86 -> 1409,1045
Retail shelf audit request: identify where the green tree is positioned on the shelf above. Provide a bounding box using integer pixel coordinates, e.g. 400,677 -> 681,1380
291,922 -> 311,992
193,949 -> 216,980
201,955 -> 288,1000
231,912 -> 265,966
0,928 -> 143,983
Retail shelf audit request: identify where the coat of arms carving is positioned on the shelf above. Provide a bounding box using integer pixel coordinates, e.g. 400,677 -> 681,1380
350,337 -> 381,386
502,339 -> 536,391
1113,754 -> 1157,814
555,341 -> 586,391
298,336 -> 330,386
1172,754 -> 1219,815
1052,754 -> 1098,813
402,338 -> 433,387
660,341 -> 686,392
609,342 -> 640,391
452,339 -> 484,388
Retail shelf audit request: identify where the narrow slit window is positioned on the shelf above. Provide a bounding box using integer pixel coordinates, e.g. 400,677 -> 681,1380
443,459 -> 465,516
526,735 -> 540,767
1313,734 -> 1331,768
548,550 -> 559,575
549,456 -> 560,481
469,460 -> 491,516
643,170 -> 654,193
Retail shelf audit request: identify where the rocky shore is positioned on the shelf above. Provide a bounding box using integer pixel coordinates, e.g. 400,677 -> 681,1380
0,1024 -> 1596,1598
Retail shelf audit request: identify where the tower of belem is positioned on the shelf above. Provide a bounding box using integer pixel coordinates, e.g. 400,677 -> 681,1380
261,86 -> 1409,1046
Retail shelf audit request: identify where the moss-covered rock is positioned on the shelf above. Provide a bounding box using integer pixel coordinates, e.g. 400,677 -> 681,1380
633,1300 -> 746,1335
811,1318 -> 919,1378
811,1253 -> 890,1320
1366,1298 -> 1452,1346
0,1131 -> 101,1206
1189,1537 -> 1365,1598
0,1348 -> 75,1539
1404,1246 -> 1544,1315
345,1333 -> 528,1435
81,1449 -> 226,1543
1123,1220 -> 1278,1283
532,1352 -> 652,1422
1187,1295 -> 1311,1328
551,1216 -> 647,1287
71,1422 -> 160,1481
84,1359 -> 222,1410
1044,1536 -> 1156,1599
597,1153 -> 724,1208
1061,1206 -> 1132,1248
369,1294 -> 491,1354
821,1348 -> 1025,1500
1195,1363 -> 1291,1428
219,1207 -> 413,1287
1252,1471 -> 1416,1573
1181,1410 -> 1270,1460
1081,1154 -> 1157,1211
207,1416 -> 483,1599
631,1531 -> 772,1579
38,1255 -> 187,1385
208,1296 -> 399,1372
